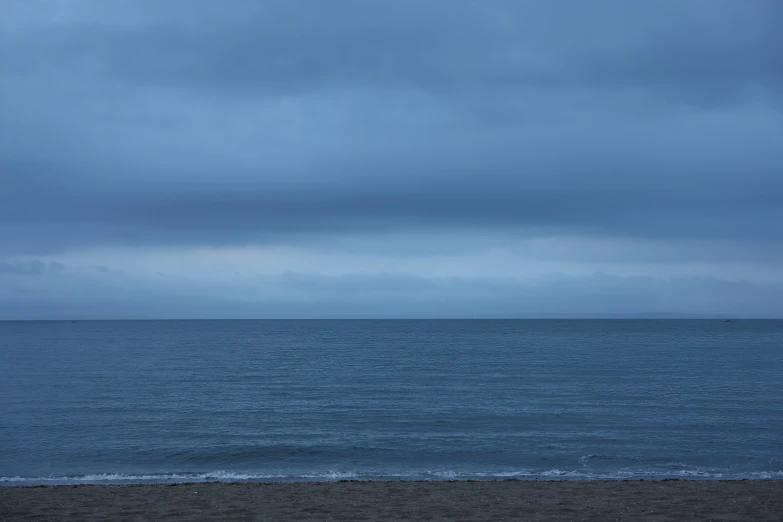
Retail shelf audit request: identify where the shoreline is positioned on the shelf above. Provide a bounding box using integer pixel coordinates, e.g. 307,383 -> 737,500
4,475 -> 783,486
4,468 -> 782,486
2,479 -> 781,520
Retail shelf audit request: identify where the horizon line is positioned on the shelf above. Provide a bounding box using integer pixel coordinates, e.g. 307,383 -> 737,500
1,316 -> 779,322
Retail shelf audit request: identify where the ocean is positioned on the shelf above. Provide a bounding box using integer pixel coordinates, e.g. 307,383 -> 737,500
1,319 -> 781,484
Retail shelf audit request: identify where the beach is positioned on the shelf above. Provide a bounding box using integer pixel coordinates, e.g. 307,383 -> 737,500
2,479 -> 781,521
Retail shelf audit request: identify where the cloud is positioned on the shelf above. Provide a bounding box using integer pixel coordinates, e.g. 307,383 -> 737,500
8,1 -> 781,98
0,259 -> 64,276
0,1 -> 781,316
0,263 -> 780,319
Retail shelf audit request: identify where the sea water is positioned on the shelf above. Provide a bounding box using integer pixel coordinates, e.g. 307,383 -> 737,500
1,319 -> 781,484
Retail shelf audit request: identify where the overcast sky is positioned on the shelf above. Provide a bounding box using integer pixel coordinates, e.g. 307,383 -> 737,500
1,0 -> 782,318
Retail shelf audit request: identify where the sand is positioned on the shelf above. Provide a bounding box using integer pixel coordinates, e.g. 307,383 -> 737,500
1,479 -> 781,521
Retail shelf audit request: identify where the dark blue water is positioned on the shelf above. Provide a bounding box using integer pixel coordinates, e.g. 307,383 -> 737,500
1,320 -> 781,484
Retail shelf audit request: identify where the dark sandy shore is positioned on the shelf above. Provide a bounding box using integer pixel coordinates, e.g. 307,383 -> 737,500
1,479 -> 781,521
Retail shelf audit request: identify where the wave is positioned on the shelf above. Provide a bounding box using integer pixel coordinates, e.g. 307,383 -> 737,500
3,468 -> 783,485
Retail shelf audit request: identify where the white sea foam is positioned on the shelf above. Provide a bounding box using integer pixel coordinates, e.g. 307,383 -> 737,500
3,468 -> 782,485
0,471 -> 279,484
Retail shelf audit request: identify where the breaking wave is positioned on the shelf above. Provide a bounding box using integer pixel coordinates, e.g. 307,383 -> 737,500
3,468 -> 783,486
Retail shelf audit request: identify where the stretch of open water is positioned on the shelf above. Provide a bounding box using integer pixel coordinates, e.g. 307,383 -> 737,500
1,319 -> 781,485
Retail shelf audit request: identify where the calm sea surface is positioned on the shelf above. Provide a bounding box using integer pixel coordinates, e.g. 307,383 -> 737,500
1,320 -> 781,484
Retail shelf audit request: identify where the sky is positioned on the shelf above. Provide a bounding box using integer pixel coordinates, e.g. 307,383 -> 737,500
1,0 -> 782,319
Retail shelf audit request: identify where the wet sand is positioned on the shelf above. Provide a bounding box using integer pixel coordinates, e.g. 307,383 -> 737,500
1,479 -> 781,521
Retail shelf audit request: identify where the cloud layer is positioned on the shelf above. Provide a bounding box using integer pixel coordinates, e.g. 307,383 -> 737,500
1,1 -> 781,317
